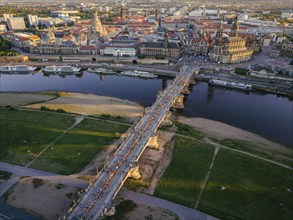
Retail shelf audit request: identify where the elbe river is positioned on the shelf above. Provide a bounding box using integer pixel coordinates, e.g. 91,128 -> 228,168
0,72 -> 292,147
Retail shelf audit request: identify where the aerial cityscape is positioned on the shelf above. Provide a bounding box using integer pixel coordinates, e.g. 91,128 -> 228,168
0,0 -> 292,220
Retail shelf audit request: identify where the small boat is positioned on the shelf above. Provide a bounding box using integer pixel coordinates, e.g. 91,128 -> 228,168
0,65 -> 36,73
87,67 -> 116,75
134,70 -> 157,79
43,66 -> 81,75
120,71 -> 140,77
208,79 -> 252,91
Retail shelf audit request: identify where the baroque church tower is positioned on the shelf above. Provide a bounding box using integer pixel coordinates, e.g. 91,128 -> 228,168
88,10 -> 106,42
230,16 -> 239,37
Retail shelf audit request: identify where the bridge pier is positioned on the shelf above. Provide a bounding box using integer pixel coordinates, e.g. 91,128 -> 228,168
128,162 -> 141,180
160,111 -> 173,126
103,206 -> 116,217
65,66 -> 199,220
147,135 -> 159,149
156,91 -> 164,100
181,86 -> 191,95
172,94 -> 184,109
189,78 -> 196,84
144,107 -> 151,114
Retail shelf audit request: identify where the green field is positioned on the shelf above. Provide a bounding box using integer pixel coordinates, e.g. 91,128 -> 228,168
155,138 -> 214,207
174,122 -> 205,140
199,149 -> 293,220
30,118 -> 129,175
219,139 -> 293,167
154,121 -> 293,220
0,108 -> 130,174
0,108 -> 75,165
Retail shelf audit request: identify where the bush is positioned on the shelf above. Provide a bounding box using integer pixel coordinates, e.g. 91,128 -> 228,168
5,105 -> 18,111
234,68 -> 249,75
138,54 -> 147,59
40,106 -> 50,111
155,55 -> 165,60
40,106 -> 66,113
32,178 -> 44,188
56,108 -> 66,113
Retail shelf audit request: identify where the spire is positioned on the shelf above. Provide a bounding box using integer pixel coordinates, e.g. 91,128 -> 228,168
163,30 -> 168,48
90,10 -> 105,40
202,29 -> 206,38
231,16 -> 239,37
216,16 -> 223,39
121,4 -> 126,20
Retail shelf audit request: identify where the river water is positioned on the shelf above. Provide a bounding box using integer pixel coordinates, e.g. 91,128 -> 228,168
0,72 -> 292,147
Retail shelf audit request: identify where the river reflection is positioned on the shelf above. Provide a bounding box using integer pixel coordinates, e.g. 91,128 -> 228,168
0,71 -> 292,147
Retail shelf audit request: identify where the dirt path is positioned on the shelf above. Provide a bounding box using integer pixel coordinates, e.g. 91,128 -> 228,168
194,146 -> 220,209
0,174 -> 22,197
146,137 -> 176,195
175,134 -> 293,170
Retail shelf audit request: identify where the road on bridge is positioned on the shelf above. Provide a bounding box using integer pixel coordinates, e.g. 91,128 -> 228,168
66,65 -> 197,220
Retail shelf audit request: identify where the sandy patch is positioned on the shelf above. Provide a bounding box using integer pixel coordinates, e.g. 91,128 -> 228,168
0,92 -> 56,106
178,116 -> 292,155
25,92 -> 144,119
124,201 -> 177,220
137,131 -> 175,194
6,177 -> 77,220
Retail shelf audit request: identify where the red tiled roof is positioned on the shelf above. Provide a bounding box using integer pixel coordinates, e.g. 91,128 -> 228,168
80,45 -> 96,50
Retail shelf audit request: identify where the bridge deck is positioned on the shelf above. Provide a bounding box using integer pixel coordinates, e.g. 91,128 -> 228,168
67,65 -> 197,220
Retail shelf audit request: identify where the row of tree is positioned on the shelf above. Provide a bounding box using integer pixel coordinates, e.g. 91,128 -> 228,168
0,51 -> 19,56
0,37 -> 19,56
0,37 -> 12,51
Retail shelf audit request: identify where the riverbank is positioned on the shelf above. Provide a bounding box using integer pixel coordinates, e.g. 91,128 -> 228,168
1,92 -> 292,220
179,116 -> 293,165
25,92 -> 144,121
179,116 -> 292,150
0,91 -> 145,121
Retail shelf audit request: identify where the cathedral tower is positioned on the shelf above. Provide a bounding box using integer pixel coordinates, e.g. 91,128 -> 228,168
163,30 -> 169,48
89,10 -> 105,41
230,16 -> 239,37
121,5 -> 126,20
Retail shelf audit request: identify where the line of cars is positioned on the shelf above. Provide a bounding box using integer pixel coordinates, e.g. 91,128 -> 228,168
68,65 -> 195,219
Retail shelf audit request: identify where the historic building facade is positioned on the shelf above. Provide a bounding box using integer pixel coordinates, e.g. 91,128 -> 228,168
29,11 -> 103,55
209,17 -> 253,64
140,31 -> 183,58
281,40 -> 293,56
99,33 -> 140,57
181,30 -> 211,56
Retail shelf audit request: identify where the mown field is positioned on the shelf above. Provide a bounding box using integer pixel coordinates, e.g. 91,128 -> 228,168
199,148 -> 293,220
0,108 -> 130,174
30,118 -> 129,175
155,124 -> 293,220
155,137 -> 215,207
0,108 -> 75,165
